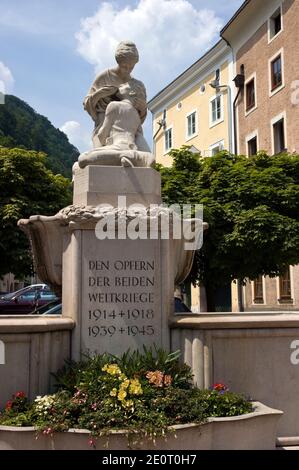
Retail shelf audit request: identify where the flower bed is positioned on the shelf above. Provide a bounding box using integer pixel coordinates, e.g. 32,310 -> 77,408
0,348 -> 282,450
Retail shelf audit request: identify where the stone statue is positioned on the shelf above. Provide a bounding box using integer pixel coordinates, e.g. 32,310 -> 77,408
83,40 -> 150,153
18,38 -> 207,359
79,78 -> 155,168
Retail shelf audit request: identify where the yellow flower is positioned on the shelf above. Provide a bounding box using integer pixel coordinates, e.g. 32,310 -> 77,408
120,379 -> 130,390
102,364 -> 122,376
110,388 -> 118,397
129,379 -> 143,396
118,390 -> 127,401
123,399 -> 134,409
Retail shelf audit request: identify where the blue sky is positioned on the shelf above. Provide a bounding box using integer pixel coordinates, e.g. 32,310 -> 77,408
0,0 -> 244,153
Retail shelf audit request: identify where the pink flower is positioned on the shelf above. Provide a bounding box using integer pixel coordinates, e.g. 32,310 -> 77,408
163,375 -> 172,387
146,371 -> 164,387
43,427 -> 54,436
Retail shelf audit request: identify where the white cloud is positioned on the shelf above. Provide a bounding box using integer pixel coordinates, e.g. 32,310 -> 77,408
76,0 -> 223,97
0,61 -> 14,94
60,120 -> 91,153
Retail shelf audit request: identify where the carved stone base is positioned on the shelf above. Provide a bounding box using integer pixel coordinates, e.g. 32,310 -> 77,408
18,165 -> 207,359
73,166 -> 162,207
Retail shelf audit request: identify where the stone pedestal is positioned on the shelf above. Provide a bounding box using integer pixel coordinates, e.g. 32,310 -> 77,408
19,166 -> 199,359
63,166 -> 186,358
62,232 -> 174,359
73,166 -> 161,207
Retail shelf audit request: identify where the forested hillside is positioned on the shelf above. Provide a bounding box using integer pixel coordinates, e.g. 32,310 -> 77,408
0,95 -> 79,177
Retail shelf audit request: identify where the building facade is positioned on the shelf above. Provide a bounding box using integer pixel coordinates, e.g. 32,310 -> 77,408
148,40 -> 234,312
221,0 -> 299,312
148,40 -> 234,167
148,0 -> 298,312
221,0 -> 299,156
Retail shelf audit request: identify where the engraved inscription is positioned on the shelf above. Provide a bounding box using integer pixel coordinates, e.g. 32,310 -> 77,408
82,248 -> 161,355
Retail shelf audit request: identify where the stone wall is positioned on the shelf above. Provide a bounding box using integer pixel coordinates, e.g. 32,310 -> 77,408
171,312 -> 299,437
0,317 -> 74,407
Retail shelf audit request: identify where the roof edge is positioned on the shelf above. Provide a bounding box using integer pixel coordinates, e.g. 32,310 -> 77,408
220,0 -> 251,36
148,39 -> 228,109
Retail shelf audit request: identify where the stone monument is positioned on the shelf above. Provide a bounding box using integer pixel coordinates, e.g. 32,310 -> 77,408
19,41 -> 207,360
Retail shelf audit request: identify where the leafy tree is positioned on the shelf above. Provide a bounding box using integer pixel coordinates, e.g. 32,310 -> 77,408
0,95 -> 79,177
0,147 -> 72,279
158,147 -> 299,310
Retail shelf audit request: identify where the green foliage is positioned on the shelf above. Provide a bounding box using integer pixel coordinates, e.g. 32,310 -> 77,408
0,391 -> 33,427
53,346 -> 193,393
0,349 -> 252,442
0,147 -> 72,278
159,148 -> 299,295
0,95 -> 79,177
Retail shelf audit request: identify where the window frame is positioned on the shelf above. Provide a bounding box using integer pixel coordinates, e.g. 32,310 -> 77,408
164,125 -> 173,154
271,55 -> 282,91
268,4 -> 283,44
277,267 -> 293,304
271,112 -> 287,154
269,48 -> 284,97
252,275 -> 265,305
185,109 -> 198,141
245,73 -> 257,115
247,136 -> 257,157
209,139 -> 225,157
209,94 -> 224,128
245,130 -> 259,157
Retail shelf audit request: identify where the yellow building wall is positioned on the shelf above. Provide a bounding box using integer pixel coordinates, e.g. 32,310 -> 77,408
153,60 -> 231,311
154,61 -> 230,167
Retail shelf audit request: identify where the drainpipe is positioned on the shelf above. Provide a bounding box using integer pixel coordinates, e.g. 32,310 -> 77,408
210,84 -> 233,153
232,73 -> 245,312
233,87 -> 242,155
222,37 -> 245,312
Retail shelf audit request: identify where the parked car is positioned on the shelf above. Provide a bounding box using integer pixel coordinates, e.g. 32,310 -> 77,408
41,303 -> 62,315
0,284 -> 58,315
30,299 -> 62,315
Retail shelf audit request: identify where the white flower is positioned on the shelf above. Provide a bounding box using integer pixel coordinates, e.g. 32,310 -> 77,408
34,395 -> 56,416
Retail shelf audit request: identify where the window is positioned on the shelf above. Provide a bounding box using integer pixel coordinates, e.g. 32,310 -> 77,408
211,145 -> 221,156
209,140 -> 224,156
273,118 -> 285,153
253,276 -> 264,304
246,78 -> 256,112
186,111 -> 197,138
279,267 -> 292,303
165,128 -> 172,152
18,290 -> 37,301
269,7 -> 282,40
247,136 -> 257,156
271,55 -> 282,91
210,95 -> 222,125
